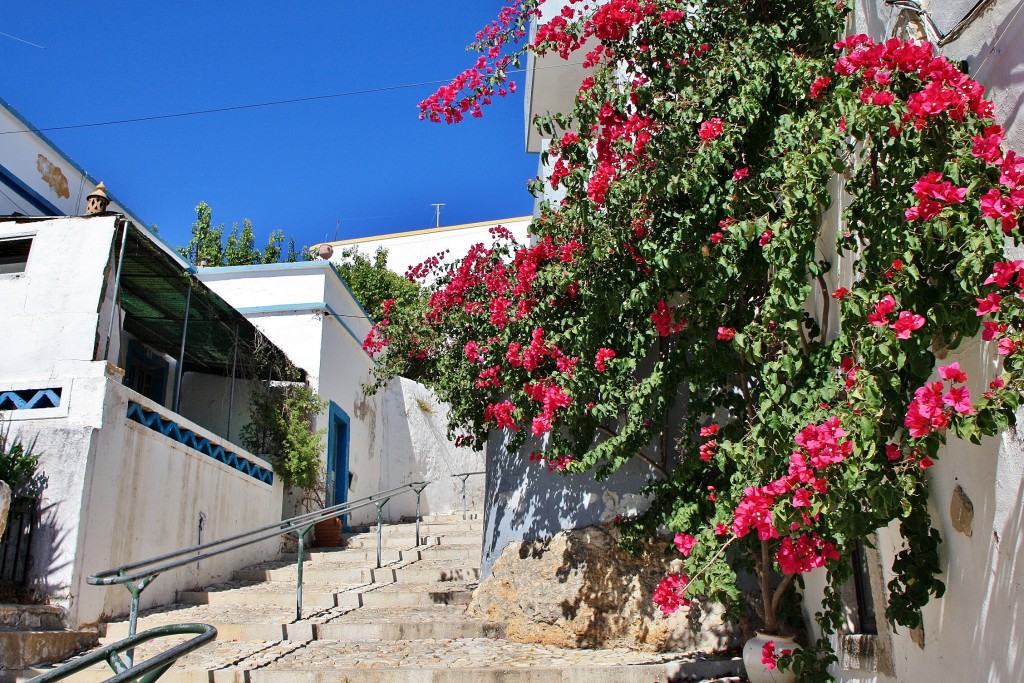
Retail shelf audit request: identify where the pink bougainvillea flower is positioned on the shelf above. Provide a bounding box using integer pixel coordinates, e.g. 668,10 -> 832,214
652,573 -> 691,615
698,117 -> 724,141
938,362 -> 968,383
998,337 -> 1018,356
673,533 -> 698,557
484,401 -> 519,431
792,488 -> 813,508
717,327 -> 736,341
700,423 -> 720,437
984,260 -> 1024,287
886,444 -> 902,461
810,76 -> 831,98
732,167 -> 749,181
943,385 -> 974,414
890,310 -> 926,339
976,293 -> 1003,316
831,287 -> 850,299
868,295 -> 897,326
762,641 -> 779,670
594,347 -> 616,372
758,229 -> 774,246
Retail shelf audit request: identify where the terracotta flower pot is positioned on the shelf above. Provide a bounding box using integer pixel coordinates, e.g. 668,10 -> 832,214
743,632 -> 800,683
313,517 -> 344,548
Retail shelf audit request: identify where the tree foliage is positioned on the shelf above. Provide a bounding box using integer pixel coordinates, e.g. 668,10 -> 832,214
177,202 -> 298,267
333,247 -> 424,322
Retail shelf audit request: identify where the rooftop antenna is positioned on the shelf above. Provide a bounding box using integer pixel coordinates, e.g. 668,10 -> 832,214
431,203 -> 445,228
334,219 -> 340,241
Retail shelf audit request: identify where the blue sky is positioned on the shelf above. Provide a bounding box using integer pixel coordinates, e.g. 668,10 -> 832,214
0,1 -> 537,252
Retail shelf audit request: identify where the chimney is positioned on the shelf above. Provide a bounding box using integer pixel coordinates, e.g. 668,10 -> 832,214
86,182 -> 110,215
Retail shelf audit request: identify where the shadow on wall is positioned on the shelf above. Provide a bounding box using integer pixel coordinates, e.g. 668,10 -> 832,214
380,378 -> 486,520
26,498 -> 73,603
481,429 -> 660,578
961,427 -> 1024,683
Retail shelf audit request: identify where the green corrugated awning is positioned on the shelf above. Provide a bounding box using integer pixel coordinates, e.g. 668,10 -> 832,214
118,223 -> 301,381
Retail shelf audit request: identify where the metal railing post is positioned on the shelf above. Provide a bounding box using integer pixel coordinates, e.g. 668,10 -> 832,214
123,574 -> 156,666
375,498 -> 390,569
450,472 -> 484,521
411,483 -> 428,547
294,525 -> 312,621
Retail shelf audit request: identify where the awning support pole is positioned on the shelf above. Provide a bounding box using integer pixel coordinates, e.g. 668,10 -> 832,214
172,280 -> 193,413
226,325 -> 239,439
103,219 -> 130,363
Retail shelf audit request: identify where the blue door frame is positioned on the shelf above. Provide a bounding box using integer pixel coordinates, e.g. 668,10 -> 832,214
326,402 -> 351,530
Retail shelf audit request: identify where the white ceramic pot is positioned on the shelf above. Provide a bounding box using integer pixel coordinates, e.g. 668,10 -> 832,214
742,631 -> 800,683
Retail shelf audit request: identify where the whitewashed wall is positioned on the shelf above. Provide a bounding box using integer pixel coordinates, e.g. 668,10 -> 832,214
3,369 -> 283,629
0,216 -> 118,381
379,377 -> 486,520
321,217 -> 532,284
794,4 -> 1024,681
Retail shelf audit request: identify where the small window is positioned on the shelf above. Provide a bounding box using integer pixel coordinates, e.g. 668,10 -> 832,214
0,238 -> 32,275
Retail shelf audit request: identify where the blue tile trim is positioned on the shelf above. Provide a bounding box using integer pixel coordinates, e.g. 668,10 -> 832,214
0,388 -> 61,410
126,401 -> 273,485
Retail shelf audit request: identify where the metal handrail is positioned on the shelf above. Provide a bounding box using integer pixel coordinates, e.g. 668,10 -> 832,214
86,481 -> 429,664
28,623 -> 216,683
451,471 -> 485,520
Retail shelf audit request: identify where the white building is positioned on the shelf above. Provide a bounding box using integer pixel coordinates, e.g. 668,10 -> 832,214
0,97 -> 146,226
198,262 -> 486,525
316,217 -> 532,283
0,214 -> 289,629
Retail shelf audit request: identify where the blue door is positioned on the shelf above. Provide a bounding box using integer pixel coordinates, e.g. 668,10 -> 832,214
326,402 -> 351,529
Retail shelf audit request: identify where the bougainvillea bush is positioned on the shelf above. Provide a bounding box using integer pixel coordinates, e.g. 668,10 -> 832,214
368,1 -> 1024,678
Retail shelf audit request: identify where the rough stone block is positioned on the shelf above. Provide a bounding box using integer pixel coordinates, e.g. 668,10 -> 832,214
468,525 -> 740,652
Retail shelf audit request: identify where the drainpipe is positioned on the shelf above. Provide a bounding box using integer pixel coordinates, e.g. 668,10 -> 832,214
102,218 -> 130,363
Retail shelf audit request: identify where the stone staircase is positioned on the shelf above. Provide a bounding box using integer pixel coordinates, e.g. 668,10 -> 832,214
0,605 -> 96,679
24,514 -> 741,682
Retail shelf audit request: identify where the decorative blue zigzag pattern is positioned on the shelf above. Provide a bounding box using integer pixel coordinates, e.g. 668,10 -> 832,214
0,388 -> 61,410
126,402 -> 273,485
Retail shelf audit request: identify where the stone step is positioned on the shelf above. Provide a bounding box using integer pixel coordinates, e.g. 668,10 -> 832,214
414,512 -> 483,523
234,563 -> 479,584
0,629 -> 97,670
344,533 -> 481,548
369,521 -> 484,534
101,605 -> 501,644
177,579 -> 477,609
355,580 -> 477,608
177,581 -> 365,609
27,637 -> 741,683
281,547 -> 404,564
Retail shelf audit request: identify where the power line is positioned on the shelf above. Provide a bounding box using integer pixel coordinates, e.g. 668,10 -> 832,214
0,62 -> 583,136
0,31 -> 45,49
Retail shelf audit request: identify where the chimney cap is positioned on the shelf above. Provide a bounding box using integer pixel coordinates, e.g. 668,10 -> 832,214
87,181 -> 109,202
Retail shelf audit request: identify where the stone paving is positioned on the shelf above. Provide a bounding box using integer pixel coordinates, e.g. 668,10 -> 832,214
27,514 -> 742,682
